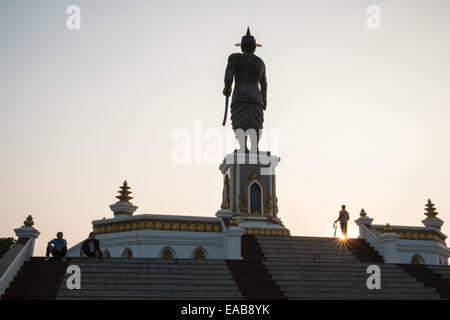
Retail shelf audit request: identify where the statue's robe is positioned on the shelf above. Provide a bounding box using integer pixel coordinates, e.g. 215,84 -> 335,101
224,52 -> 267,132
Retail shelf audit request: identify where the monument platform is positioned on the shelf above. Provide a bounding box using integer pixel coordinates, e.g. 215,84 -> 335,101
216,151 -> 290,236
3,235 -> 450,300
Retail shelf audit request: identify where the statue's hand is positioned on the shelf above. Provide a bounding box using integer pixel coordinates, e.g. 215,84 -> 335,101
223,87 -> 231,97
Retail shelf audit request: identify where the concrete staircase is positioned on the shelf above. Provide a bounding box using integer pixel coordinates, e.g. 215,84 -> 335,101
345,238 -> 385,263
399,264 -> 450,299
226,235 -> 286,300
254,235 -> 442,299
429,265 -> 450,282
2,257 -> 68,300
2,236 -> 449,300
2,257 -> 243,300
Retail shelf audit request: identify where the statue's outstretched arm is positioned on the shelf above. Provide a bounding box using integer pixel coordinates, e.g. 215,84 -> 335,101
223,55 -> 236,96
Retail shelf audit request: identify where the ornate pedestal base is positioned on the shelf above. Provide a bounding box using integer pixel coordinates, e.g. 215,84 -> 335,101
216,150 -> 290,236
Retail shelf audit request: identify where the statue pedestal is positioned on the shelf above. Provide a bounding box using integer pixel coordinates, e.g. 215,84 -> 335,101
216,150 -> 290,236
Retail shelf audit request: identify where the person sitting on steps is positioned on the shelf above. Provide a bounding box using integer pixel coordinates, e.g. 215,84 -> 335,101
80,232 -> 102,262
45,231 -> 67,261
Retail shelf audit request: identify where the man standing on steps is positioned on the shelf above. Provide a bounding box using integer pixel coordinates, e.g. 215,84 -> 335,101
45,231 -> 67,261
334,205 -> 350,239
80,232 -> 102,262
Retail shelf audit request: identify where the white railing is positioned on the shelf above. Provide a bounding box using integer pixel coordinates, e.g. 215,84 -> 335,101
0,239 -> 34,297
359,224 -> 383,255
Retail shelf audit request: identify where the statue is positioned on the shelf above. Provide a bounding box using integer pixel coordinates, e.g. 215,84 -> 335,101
223,27 -> 267,153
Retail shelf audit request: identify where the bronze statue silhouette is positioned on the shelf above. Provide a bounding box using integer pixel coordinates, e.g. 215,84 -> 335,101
223,27 -> 267,153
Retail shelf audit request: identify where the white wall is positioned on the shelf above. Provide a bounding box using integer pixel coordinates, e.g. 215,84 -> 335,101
67,228 -> 241,259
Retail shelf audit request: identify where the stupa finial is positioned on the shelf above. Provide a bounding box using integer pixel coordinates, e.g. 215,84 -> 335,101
383,223 -> 393,233
115,180 -> 133,203
24,215 -> 34,227
424,199 -> 438,218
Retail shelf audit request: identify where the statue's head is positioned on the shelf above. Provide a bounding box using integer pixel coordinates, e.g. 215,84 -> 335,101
235,27 -> 262,53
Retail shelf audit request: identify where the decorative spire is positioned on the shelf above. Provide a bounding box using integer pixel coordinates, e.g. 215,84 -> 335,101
422,199 -> 443,229
424,199 -> 438,218
15,215 -> 40,239
246,26 -> 251,36
354,208 -> 373,227
116,180 -> 133,204
23,215 -> 34,227
110,180 -> 138,217
383,223 -> 393,233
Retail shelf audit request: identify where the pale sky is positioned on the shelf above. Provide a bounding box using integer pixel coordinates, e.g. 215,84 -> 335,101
1,0 -> 449,254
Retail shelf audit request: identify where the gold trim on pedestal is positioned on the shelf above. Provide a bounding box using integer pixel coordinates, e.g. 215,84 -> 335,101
271,175 -> 277,217
221,174 -> 230,209
232,166 -> 237,211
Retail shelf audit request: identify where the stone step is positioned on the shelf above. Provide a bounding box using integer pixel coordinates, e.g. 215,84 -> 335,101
256,245 -> 353,250
11,278 -> 240,287
275,280 -> 427,289
261,260 -> 396,266
270,273 -> 418,281
244,252 -> 356,257
271,273 -> 421,281
255,235 -> 341,241
262,262 -> 402,270
279,287 -> 432,295
31,257 -> 228,264
258,245 -> 370,250
4,288 -> 243,298
54,296 -> 244,300
9,289 -> 433,300
429,268 -> 450,274
255,241 -> 352,246
262,267 -> 408,275
262,258 -> 393,265
283,292 -> 439,299
56,289 -> 242,297
257,248 -> 356,252
15,272 -> 237,282
18,268 -> 270,277
4,293 -> 243,301
258,256 -> 362,261
263,269 -> 411,277
58,283 -> 241,291
260,256 -> 381,262
21,266 -> 232,274
23,263 -> 231,270
429,268 -> 450,280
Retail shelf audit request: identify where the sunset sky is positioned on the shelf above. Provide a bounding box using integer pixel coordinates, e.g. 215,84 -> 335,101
1,0 -> 449,254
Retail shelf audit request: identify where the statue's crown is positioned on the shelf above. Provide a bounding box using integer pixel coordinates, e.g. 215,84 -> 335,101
235,27 -> 262,47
